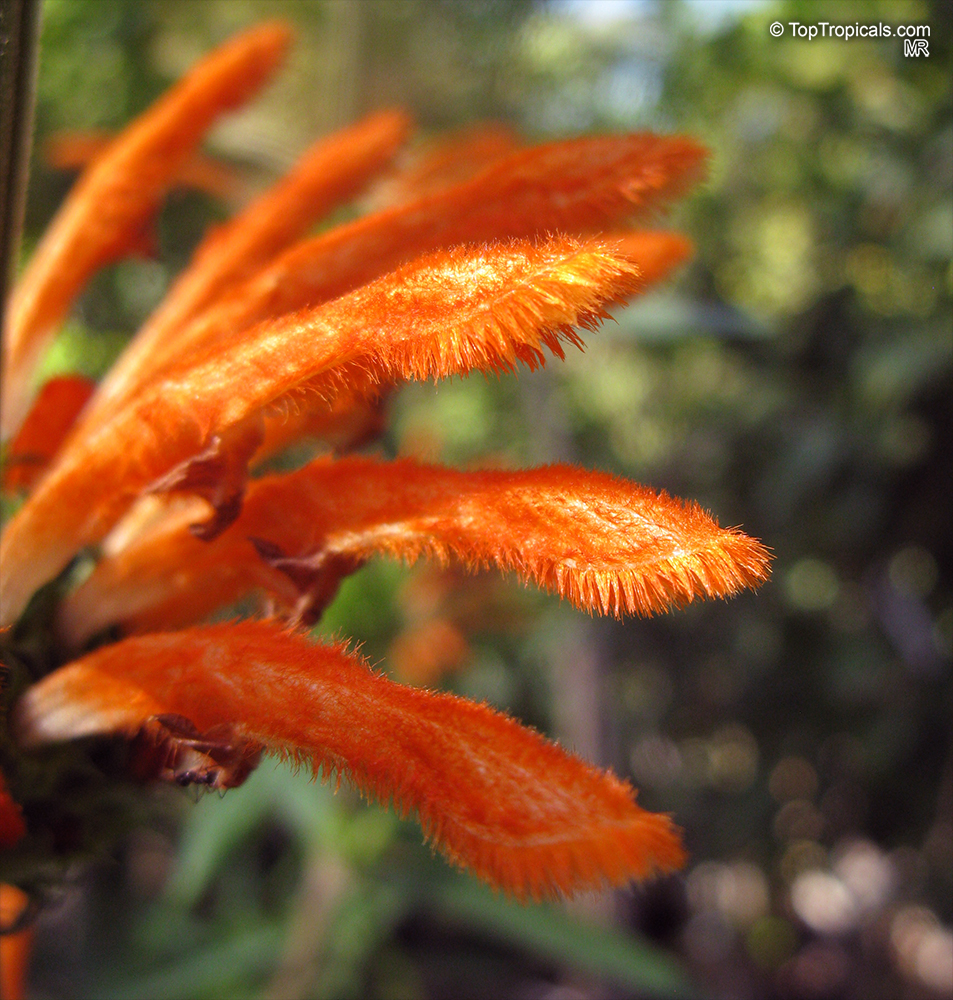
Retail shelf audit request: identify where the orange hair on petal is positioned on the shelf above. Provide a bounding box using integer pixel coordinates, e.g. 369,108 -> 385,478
15,622 -> 686,900
1,21 -> 293,439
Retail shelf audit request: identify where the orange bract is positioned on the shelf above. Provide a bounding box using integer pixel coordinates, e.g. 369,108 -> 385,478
14,621 -> 686,901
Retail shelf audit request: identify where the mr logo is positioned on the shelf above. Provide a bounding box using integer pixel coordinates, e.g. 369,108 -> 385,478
904,39 -> 929,57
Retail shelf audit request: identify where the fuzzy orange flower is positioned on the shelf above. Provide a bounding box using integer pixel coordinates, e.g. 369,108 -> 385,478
0,22 -> 770,908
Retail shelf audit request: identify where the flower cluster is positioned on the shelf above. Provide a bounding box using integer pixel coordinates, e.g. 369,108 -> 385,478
0,21 -> 769,910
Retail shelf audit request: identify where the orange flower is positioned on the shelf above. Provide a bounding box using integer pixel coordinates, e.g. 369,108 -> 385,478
44,128 -> 246,201
0,884 -> 34,1000
0,22 -> 770,905
0,21 -> 294,439
1,375 -> 95,492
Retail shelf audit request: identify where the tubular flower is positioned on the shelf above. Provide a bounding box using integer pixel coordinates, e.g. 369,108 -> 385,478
0,23 -> 770,904
0,21 -> 294,439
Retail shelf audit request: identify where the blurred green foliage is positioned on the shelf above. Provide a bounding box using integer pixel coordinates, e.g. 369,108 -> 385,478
11,1 -> 952,998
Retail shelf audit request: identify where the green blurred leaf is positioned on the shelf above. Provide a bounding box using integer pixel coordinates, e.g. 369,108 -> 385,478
428,878 -> 699,999
94,919 -> 283,1000
313,880 -> 411,1000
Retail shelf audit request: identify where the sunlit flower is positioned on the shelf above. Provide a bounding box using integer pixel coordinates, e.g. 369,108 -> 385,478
0,20 -> 770,910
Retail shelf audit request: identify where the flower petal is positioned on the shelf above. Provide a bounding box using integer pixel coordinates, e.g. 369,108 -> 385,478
254,392 -> 386,466
607,231 -> 695,286
45,128 -> 245,200
374,123 -> 522,205
1,237 -> 640,625
14,621 -> 686,900
1,375 -> 96,493
59,456 -> 771,644
1,21 -> 293,439
232,130 -> 705,320
91,133 -> 706,406
85,109 -> 412,428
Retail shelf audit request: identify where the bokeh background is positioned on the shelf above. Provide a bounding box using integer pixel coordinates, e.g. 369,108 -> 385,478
12,0 -> 951,997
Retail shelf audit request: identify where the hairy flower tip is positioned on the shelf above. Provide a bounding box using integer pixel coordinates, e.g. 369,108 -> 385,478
14,621 -> 686,899
59,457 -> 770,645
147,234 -> 643,403
482,133 -> 707,230
1,20 -> 293,439
325,237 -> 643,388
288,461 -> 770,621
107,133 -> 706,380
0,237 -> 640,627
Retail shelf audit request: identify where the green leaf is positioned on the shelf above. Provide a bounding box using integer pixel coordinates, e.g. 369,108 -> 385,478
427,878 -> 700,999
94,920 -> 283,1000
